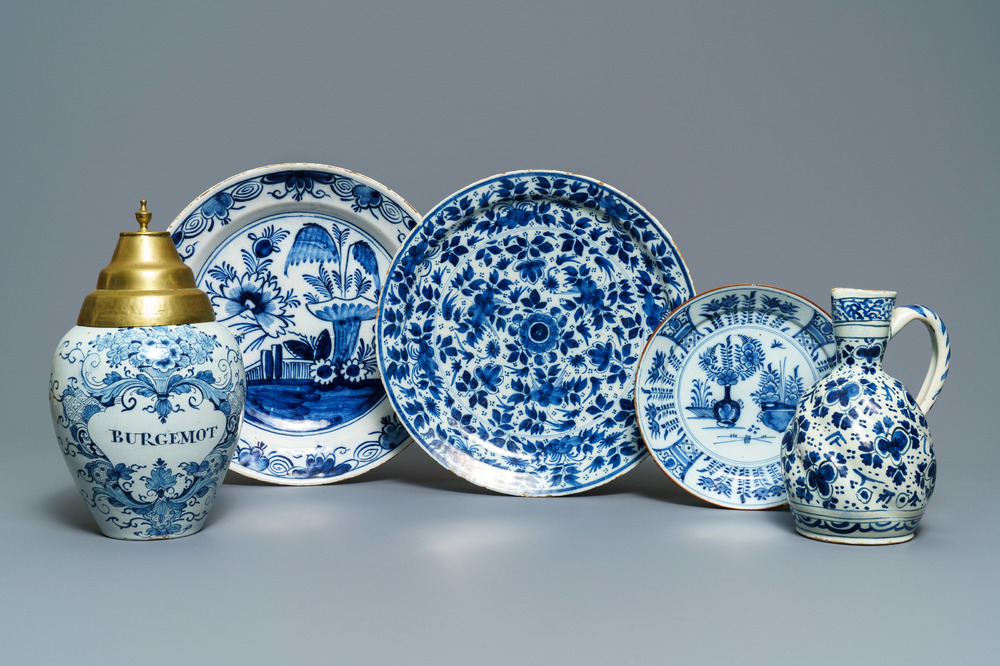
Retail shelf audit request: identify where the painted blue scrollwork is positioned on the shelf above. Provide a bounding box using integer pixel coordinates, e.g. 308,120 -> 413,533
50,326 -> 244,538
85,328 -> 230,423
172,168 -> 417,260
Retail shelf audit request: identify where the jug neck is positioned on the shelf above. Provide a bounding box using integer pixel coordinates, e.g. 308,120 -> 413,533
830,288 -> 895,371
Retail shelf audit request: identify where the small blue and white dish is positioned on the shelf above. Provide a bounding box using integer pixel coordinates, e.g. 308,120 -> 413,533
377,170 -> 694,496
169,164 -> 419,484
635,285 -> 836,509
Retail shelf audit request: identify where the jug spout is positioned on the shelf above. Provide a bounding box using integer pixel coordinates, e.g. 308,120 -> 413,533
830,288 -> 895,368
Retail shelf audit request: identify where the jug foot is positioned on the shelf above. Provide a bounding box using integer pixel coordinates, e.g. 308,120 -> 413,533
794,526 -> 914,545
788,505 -> 924,545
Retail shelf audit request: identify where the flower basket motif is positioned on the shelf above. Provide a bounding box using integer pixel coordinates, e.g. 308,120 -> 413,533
751,360 -> 804,433
168,165 -> 419,484
697,334 -> 764,426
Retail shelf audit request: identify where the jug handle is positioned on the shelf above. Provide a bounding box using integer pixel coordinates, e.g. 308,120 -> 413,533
889,305 -> 950,415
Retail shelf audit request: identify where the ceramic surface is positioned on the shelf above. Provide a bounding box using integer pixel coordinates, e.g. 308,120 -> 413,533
636,285 -> 836,509
169,164 -> 419,484
378,170 -> 694,496
781,289 -> 950,544
50,324 -> 246,539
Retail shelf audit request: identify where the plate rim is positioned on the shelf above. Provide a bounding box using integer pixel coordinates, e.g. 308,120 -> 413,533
167,162 -> 420,485
635,283 -> 835,509
377,168 -> 695,496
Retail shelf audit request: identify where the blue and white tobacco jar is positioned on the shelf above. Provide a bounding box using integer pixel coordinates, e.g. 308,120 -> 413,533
49,202 -> 246,539
781,288 -> 950,544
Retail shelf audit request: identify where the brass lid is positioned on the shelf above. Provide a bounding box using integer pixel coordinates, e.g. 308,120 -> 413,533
77,201 -> 215,327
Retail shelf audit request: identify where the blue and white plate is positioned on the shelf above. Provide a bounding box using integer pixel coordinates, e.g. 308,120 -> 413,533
378,170 -> 694,496
168,164 -> 419,484
635,285 -> 836,508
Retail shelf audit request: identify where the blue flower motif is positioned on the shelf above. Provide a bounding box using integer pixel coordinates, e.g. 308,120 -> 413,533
875,426 -> 912,462
716,368 -> 740,386
719,295 -> 740,310
470,284 -> 501,320
642,292 -> 666,328
339,359 -> 366,384
145,459 -> 178,493
212,272 -> 292,338
201,192 -> 237,221
520,312 -> 560,354
415,339 -> 438,378
106,463 -> 134,485
519,288 -> 548,311
375,420 -> 407,452
855,344 -> 883,363
825,379 -> 861,407
399,239 -> 429,276
516,258 -> 546,283
352,184 -> 383,209
530,379 -> 567,407
541,435 -> 583,461
502,208 -> 535,227
576,277 -> 604,310
588,342 -> 613,371
135,336 -> 183,372
236,442 -> 271,472
598,196 -> 629,221
858,438 -> 883,469
262,170 -> 334,201
761,295 -> 797,316
299,452 -> 351,478
795,416 -> 810,442
87,327 -> 229,424
246,225 -> 290,258
474,365 -> 504,393
805,460 -> 839,498
738,341 -> 764,368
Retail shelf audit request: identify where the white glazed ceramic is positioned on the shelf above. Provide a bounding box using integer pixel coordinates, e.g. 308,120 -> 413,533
378,170 -> 694,496
169,164 -> 419,484
635,285 -> 836,509
781,288 -> 950,544
50,323 -> 246,540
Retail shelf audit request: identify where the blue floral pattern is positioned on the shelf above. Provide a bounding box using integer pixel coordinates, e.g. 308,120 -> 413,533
636,286 -> 836,509
378,171 -> 694,495
781,291 -> 947,543
86,327 -> 227,423
232,414 -> 409,478
50,325 -> 245,539
831,296 -> 895,322
172,168 -> 415,257
167,164 -> 419,484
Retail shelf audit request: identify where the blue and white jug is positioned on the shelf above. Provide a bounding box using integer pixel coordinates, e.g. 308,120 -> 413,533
781,288 -> 949,544
49,202 -> 246,540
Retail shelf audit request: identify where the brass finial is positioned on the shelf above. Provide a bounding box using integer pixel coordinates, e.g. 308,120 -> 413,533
135,199 -> 152,232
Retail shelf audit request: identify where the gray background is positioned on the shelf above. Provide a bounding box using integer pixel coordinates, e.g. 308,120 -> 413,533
2,1 -> 997,663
